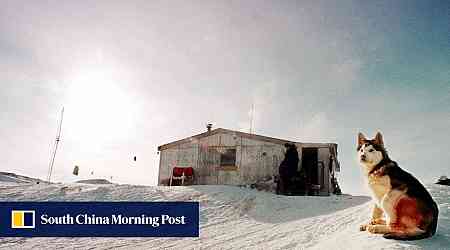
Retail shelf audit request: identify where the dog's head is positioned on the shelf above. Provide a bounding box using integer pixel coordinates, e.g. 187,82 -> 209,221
357,132 -> 387,170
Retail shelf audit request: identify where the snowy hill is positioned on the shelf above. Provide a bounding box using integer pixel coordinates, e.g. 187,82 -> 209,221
0,179 -> 448,249
0,172 -> 45,184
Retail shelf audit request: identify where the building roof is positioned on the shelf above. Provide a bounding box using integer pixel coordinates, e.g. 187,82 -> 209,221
157,128 -> 337,151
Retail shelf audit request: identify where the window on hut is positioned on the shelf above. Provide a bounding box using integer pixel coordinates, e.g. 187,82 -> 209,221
219,148 -> 236,166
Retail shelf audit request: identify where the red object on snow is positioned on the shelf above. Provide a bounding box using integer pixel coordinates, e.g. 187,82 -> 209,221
172,167 -> 194,177
170,167 -> 194,186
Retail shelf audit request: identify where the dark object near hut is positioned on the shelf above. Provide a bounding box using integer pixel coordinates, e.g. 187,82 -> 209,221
436,176 -> 450,186
275,144 -> 342,196
277,143 -> 299,195
73,165 -> 79,176
331,177 -> 342,195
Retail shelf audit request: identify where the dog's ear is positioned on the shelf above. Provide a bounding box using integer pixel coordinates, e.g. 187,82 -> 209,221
358,132 -> 366,146
374,132 -> 384,146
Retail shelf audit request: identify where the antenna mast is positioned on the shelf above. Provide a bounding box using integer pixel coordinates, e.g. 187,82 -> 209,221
47,107 -> 64,183
249,103 -> 254,134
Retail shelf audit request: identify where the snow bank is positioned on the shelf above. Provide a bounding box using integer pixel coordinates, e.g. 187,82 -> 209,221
75,179 -> 112,185
0,180 -> 448,250
0,172 -> 44,184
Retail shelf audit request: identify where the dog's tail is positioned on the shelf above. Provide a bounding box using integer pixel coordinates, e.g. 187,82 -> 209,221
383,202 -> 439,241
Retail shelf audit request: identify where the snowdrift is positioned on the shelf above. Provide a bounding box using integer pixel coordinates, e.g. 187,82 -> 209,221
75,179 -> 112,185
0,179 -> 448,249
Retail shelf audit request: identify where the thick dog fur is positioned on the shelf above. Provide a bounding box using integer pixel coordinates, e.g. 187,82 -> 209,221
358,132 -> 438,240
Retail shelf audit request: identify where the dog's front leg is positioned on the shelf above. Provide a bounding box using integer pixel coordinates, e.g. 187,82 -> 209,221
366,224 -> 392,234
370,205 -> 386,225
360,205 -> 385,231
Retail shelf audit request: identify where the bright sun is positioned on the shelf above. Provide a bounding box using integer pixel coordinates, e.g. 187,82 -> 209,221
63,66 -> 137,144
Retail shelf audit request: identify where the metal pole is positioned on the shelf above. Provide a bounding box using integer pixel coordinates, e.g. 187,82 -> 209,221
250,103 -> 254,134
47,107 -> 64,183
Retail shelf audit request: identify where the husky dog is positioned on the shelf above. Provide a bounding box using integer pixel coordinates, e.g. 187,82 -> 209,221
358,132 -> 438,240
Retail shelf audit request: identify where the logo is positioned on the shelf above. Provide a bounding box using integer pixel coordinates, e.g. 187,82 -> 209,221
2,202 -> 198,237
11,210 -> 35,229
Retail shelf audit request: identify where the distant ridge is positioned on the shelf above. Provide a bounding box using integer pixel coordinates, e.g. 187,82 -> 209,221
0,172 -> 46,184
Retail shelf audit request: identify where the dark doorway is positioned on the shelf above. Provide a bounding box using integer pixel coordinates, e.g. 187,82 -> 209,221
302,148 -> 318,185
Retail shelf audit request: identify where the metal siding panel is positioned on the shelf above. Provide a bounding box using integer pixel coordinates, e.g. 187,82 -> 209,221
318,147 -> 331,195
297,145 -> 303,172
219,133 -> 239,146
197,141 -> 219,185
261,145 -> 281,178
176,145 -> 197,167
237,138 -> 287,184
158,152 -> 162,185
159,149 -> 178,185
199,133 -> 221,146
159,151 -> 167,184
240,145 -> 260,183
242,137 -> 262,146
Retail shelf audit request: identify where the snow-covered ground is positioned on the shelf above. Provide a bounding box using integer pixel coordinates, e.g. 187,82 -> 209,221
0,176 -> 449,250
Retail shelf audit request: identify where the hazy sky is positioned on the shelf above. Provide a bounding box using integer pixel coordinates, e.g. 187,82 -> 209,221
1,0 -> 448,194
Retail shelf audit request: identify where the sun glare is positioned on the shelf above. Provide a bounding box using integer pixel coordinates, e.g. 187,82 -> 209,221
63,66 -> 137,144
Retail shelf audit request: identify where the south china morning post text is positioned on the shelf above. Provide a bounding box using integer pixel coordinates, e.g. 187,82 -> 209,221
0,202 -> 199,237
40,213 -> 186,227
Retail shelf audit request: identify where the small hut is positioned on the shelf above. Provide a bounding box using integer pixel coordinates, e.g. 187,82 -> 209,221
157,125 -> 341,196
